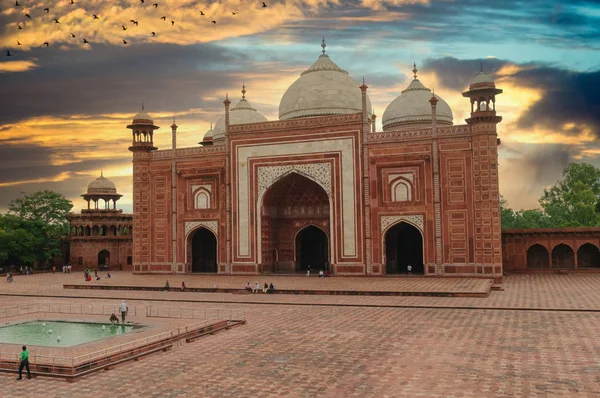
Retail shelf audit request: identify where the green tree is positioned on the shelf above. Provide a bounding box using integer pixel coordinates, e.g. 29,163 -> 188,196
540,162 -> 600,227
501,196 -> 553,229
1,190 -> 73,268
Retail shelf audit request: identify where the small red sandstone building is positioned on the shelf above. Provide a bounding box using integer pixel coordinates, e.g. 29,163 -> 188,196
128,42 -> 503,281
67,173 -> 133,270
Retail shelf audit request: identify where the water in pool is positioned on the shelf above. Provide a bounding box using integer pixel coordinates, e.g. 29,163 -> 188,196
0,321 -> 140,347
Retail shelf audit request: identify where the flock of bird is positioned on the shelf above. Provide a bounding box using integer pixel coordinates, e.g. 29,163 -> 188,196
5,0 -> 269,57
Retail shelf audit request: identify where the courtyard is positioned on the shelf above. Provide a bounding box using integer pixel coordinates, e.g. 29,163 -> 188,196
2,273 -> 600,397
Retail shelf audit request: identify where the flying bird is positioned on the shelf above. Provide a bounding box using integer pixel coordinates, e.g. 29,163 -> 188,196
140,0 -> 144,3
93,14 -> 99,19
153,3 -> 158,7
200,11 -> 205,15
232,11 -> 236,15
83,38 -> 88,44
54,18 -> 60,23
17,40 -> 21,45
130,20 -> 138,26
6,50 -> 12,56
211,20 -> 216,24
17,24 -> 22,29
122,39 -> 128,44
151,32 -> 155,36
160,16 -> 166,20
15,1 -> 19,6
43,42 -> 49,47
71,32 -> 76,37
43,7 -> 49,12
25,13 -> 31,19
71,0 -> 75,4
262,2 -> 267,7
122,25 -> 127,30
171,20 -> 174,25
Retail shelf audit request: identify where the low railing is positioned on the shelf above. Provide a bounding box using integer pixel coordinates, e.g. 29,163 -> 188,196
145,305 -> 244,321
0,302 -> 137,319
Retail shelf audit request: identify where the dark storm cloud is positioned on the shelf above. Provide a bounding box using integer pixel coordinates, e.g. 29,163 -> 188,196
0,43 -> 247,124
423,56 -> 600,136
514,67 -> 600,134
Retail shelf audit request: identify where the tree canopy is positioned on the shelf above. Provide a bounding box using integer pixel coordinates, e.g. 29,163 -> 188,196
502,162 -> 600,229
0,190 -> 72,268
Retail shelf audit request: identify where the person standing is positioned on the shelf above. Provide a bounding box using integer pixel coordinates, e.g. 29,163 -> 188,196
120,300 -> 128,323
17,345 -> 31,380
306,264 -> 311,277
407,264 -> 412,275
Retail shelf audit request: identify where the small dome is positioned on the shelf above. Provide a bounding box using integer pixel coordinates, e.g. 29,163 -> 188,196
87,173 -> 117,194
200,124 -> 214,144
278,42 -> 371,120
132,105 -> 154,125
212,92 -> 268,142
382,67 -> 453,131
470,71 -> 495,86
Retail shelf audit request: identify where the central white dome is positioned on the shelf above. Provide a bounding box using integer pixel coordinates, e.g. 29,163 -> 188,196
279,45 -> 371,120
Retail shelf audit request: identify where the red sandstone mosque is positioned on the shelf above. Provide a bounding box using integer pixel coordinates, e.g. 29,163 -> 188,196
125,41 -> 504,281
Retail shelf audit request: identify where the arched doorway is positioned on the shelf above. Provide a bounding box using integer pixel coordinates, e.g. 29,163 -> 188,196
295,226 -> 328,272
385,222 -> 423,274
578,243 -> 600,268
552,244 -> 574,268
527,244 -> 549,269
190,227 -> 217,273
261,172 -> 330,274
98,250 -> 110,268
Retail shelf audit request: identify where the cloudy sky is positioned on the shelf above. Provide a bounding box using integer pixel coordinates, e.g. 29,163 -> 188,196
1,0 -> 599,214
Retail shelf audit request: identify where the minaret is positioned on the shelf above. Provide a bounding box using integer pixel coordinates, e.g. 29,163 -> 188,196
223,94 -> 232,272
127,105 -> 159,272
462,66 -> 503,282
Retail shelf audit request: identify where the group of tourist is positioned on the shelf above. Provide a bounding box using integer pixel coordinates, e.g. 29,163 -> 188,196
84,269 -> 111,281
246,281 -> 275,294
109,300 -> 129,324
61,265 -> 72,273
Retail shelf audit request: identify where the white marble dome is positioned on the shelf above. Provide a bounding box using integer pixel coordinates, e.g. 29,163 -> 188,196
132,107 -> 154,125
202,124 -> 214,143
212,92 -> 268,142
87,173 -> 117,194
382,72 -> 453,131
278,45 -> 372,120
470,71 -> 495,86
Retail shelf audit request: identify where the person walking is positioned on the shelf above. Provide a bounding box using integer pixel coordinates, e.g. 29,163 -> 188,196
17,345 -> 31,380
306,264 -> 311,277
120,300 -> 128,323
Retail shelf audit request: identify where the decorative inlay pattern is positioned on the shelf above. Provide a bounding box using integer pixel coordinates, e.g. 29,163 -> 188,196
228,113 -> 362,134
381,215 -> 424,232
185,221 -> 218,237
257,163 -> 332,198
388,173 -> 414,184
369,125 -> 473,143
151,146 -> 226,160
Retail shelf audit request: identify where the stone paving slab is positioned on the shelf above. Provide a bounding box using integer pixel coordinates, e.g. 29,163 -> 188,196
2,298 -> 600,397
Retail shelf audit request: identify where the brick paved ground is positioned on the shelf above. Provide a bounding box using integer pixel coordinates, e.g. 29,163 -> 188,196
2,275 -> 600,396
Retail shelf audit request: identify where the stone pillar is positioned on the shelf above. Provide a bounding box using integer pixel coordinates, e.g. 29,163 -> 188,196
171,119 -> 177,150
360,80 -> 372,275
223,95 -> 232,272
429,95 -> 443,273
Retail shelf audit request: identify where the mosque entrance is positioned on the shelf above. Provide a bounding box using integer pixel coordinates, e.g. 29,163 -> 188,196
97,250 -> 110,269
190,227 -> 217,273
385,222 -> 424,274
261,172 -> 330,274
295,226 -> 328,272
